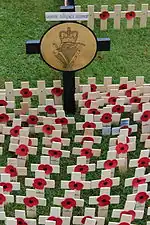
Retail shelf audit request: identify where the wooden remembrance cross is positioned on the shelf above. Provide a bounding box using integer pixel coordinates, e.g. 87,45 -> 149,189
26,5 -> 110,114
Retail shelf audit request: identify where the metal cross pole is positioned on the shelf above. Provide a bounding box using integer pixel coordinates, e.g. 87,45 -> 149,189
26,5 -> 110,115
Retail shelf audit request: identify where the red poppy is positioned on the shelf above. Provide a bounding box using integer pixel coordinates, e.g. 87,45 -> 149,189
126,11 -> 136,20
27,115 -> 38,125
130,96 -> 141,104
115,143 -> 129,154
138,157 -> 150,168
0,113 -> 9,123
51,87 -> 63,97
42,124 -> 55,135
90,84 -> 97,92
20,88 -> 32,98
120,210 -> 136,222
100,113 -> 112,123
135,192 -> 149,203
119,84 -> 127,90
108,97 -> 117,105
0,194 -> 6,205
132,177 -> 146,188
74,165 -> 89,174
97,194 -> 111,206
82,92 -> 88,100
104,159 -> 118,169
47,216 -> 62,225
0,182 -> 13,192
38,164 -> 53,175
0,100 -> 8,107
120,126 -> 132,135
98,178 -> 113,188
10,126 -> 22,137
16,144 -> 29,157
106,92 -> 110,96
84,99 -> 93,108
118,223 -> 130,225
81,216 -> 93,224
99,11 -> 110,20
88,108 -> 100,115
55,117 -> 68,125
4,165 -> 18,177
16,218 -> 28,225
61,198 -> 76,209
33,178 -> 47,190
125,88 -> 136,97
48,150 -> 62,158
81,136 -> 94,144
140,111 -> 150,122
23,196 -> 39,207
138,102 -> 143,112
82,122 -> 96,129
80,148 -> 93,159
69,181 -> 84,191
50,137 -> 62,143
28,139 -> 32,146
112,105 -> 124,113
45,105 -> 56,114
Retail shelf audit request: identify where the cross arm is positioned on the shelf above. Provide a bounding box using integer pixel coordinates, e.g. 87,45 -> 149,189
26,38 -> 110,54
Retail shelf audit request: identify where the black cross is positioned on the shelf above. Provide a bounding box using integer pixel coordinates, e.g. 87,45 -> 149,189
26,4 -> 110,115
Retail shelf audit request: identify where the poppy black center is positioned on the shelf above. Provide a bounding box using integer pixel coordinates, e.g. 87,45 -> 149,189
121,147 -> 124,150
18,221 -> 22,225
113,99 -> 116,102
141,161 -> 145,164
137,179 -> 141,183
144,115 -> 148,118
102,199 -> 106,202
46,127 -> 51,130
74,183 -> 78,188
105,117 -> 108,119
56,89 -> 59,93
67,201 -> 70,205
44,167 -> 47,171
117,107 -> 120,110
24,91 -> 28,94
134,99 -> 137,102
0,104 -> 3,106
0,116 -> 4,119
14,130 -> 18,133
92,111 -> 96,114
29,200 -> 33,203
31,118 -> 35,121
104,182 -> 108,185
10,169 -> 14,172
80,168 -> 83,171
139,196 -> 143,199
3,185 -> 7,189
21,148 -> 25,151
87,125 -> 91,128
130,13 -> 133,16
85,151 -> 89,154
38,182 -> 42,186
54,151 -> 57,155
109,162 -> 113,166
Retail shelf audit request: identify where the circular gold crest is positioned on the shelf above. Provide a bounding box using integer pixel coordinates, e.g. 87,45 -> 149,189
40,22 -> 97,72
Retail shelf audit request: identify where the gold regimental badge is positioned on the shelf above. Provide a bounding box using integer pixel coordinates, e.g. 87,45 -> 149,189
40,22 -> 97,72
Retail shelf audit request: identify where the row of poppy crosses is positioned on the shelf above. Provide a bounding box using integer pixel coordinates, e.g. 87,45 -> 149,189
0,76 -> 149,224
74,4 -> 150,30
0,134 -> 149,225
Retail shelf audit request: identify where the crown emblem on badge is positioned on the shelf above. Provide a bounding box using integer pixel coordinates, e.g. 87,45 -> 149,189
59,27 -> 78,44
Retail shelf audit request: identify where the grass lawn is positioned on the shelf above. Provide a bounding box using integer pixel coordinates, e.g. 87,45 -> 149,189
0,0 -> 150,224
